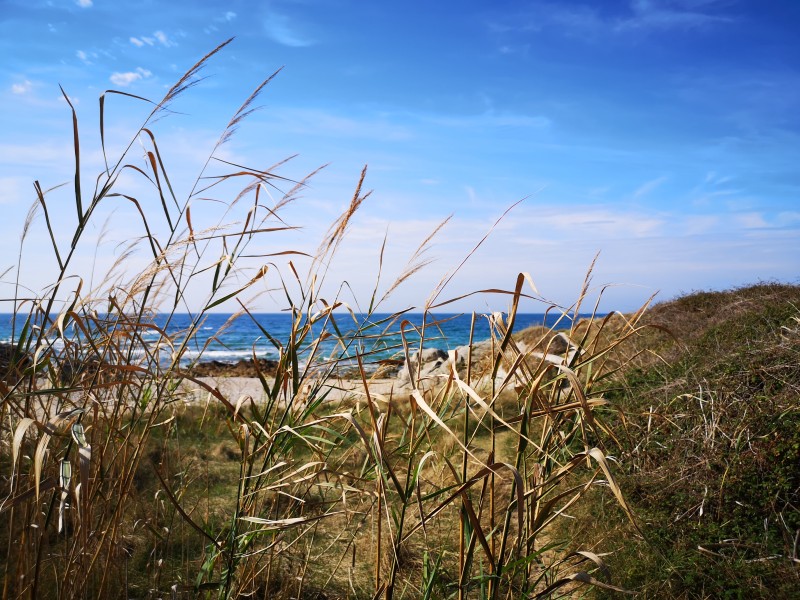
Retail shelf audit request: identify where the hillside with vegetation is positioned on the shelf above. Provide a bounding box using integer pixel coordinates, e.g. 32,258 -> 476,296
566,282 -> 800,599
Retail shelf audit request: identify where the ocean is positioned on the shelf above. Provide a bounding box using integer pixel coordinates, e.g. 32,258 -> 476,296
0,312 -> 595,367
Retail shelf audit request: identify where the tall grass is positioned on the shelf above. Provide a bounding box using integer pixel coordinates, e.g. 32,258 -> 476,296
0,43 -> 644,599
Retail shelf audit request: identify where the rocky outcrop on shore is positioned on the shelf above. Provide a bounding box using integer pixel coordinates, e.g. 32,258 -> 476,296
188,357 -> 280,378
394,325 -> 581,390
0,342 -> 31,385
183,324 -> 584,398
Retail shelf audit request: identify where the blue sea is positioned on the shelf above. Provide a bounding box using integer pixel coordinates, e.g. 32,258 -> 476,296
0,312 -> 595,367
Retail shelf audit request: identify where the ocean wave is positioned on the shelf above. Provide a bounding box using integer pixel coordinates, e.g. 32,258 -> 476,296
181,349 -> 277,361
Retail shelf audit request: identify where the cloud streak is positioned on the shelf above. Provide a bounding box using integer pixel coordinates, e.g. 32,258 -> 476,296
264,13 -> 316,47
11,80 -> 33,95
130,31 -> 176,48
109,67 -> 152,87
633,175 -> 668,199
489,0 -> 733,41
618,0 -> 734,31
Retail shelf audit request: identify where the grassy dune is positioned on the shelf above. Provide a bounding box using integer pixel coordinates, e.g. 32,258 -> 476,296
569,283 -> 800,599
1,44 -> 797,599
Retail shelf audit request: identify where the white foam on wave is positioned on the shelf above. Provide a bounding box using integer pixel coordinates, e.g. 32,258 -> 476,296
181,349 -> 277,361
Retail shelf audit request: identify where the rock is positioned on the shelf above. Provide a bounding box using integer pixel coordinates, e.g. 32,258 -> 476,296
546,332 -> 571,355
397,347 -> 450,386
188,358 -> 279,378
449,346 -> 470,374
0,342 -> 30,384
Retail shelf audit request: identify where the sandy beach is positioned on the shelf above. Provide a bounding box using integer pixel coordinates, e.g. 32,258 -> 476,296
177,375 -> 410,406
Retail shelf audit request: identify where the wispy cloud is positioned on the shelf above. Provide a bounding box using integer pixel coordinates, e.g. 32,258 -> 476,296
683,214 -> 719,235
0,176 -> 30,205
11,80 -> 33,95
736,212 -> 768,229
130,31 -> 176,48
776,211 -> 800,227
424,111 -> 551,129
324,201 -> 800,312
264,12 -> 316,47
205,11 -> 238,34
0,141 -> 76,170
153,31 -> 175,47
689,172 -> 742,206
548,4 -> 605,34
75,49 -> 98,64
618,0 -> 734,31
632,175 -> 668,199
489,0 -> 733,41
110,67 -> 152,87
76,0 -> 93,8
540,208 -> 666,238
267,107 -> 413,141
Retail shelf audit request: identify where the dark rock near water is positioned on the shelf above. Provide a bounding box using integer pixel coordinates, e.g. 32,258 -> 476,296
189,358 -> 280,378
0,342 -> 31,383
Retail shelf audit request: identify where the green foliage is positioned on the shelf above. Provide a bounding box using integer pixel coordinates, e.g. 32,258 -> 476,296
583,283 -> 800,599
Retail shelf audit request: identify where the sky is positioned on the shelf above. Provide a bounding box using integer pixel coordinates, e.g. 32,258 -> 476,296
1,0 -> 798,315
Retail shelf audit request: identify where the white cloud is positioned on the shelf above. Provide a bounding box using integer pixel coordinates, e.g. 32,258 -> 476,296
617,0 -> 734,32
0,177 -> 29,205
264,13 -> 316,47
11,80 -> 33,95
224,11 -> 237,21
110,67 -> 152,87
75,50 -> 97,64
538,208 -> 665,239
153,31 -> 176,47
550,4 -> 605,33
316,203 -> 800,313
632,175 -> 667,199
736,212 -> 768,229
58,93 -> 79,106
683,214 -> 719,235
76,0 -> 93,7
130,32 -> 175,48
269,107 -> 414,141
776,212 -> 800,227
464,185 -> 478,205
0,141 -> 75,170
490,1 -> 732,41
426,111 -> 551,129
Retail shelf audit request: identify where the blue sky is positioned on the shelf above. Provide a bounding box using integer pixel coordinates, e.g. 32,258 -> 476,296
1,0 -> 798,314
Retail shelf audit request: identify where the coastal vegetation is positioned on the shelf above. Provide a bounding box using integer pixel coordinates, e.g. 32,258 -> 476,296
568,282 -> 800,599
1,43 -> 798,599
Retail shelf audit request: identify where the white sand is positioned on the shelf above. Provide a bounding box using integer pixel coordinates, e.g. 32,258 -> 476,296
176,376 -> 412,406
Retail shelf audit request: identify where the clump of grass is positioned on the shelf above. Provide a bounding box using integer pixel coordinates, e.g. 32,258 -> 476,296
0,42 -> 645,599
